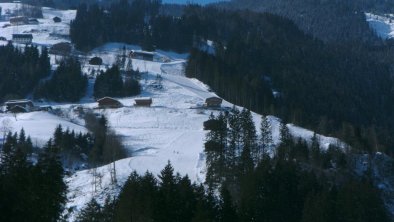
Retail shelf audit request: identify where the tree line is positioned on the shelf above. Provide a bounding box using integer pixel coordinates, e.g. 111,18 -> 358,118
34,57 -> 87,102
76,161 -> 389,222
34,58 -> 141,102
201,110 -> 389,222
93,65 -> 141,99
0,43 -> 50,102
0,129 -> 67,221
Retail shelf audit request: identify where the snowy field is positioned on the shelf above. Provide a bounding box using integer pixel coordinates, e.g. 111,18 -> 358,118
366,13 -> 394,39
0,3 -> 75,46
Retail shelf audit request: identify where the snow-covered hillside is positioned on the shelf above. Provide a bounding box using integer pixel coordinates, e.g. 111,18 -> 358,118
0,3 -> 75,46
366,13 -> 394,39
0,3 -> 346,220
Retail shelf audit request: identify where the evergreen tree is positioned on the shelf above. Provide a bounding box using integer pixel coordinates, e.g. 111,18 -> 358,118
218,185 -> 238,222
35,139 -> 67,221
259,115 -> 273,161
277,121 -> 293,160
76,199 -> 103,222
310,133 -> 321,166
34,58 -> 87,102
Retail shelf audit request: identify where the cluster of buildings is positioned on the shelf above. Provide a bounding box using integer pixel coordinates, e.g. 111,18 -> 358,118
2,99 -> 51,113
4,16 -> 62,45
96,96 -> 223,109
96,97 -> 153,109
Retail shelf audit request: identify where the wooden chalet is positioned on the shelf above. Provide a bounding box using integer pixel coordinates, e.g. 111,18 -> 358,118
205,97 -> 222,107
9,105 -> 28,113
10,16 -> 28,25
12,34 -> 33,44
97,97 -> 123,108
134,97 -> 152,107
28,18 -> 39,25
49,42 -> 72,56
5,99 -> 34,112
129,50 -> 154,61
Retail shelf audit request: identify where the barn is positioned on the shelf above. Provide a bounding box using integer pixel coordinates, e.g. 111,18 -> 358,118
97,97 -> 123,108
12,34 -> 33,44
5,99 -> 34,112
9,105 -> 28,113
129,50 -> 154,61
205,97 -> 222,107
134,97 -> 153,107
10,16 -> 28,25
49,42 -> 72,56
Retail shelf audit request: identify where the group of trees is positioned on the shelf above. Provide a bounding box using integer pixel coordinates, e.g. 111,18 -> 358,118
0,130 -> 67,221
34,58 -> 87,102
84,113 -> 127,167
0,43 -> 50,101
77,162 -> 218,221
93,65 -> 140,99
76,160 -> 389,222
201,111 -> 389,222
204,108 -> 347,190
70,0 -> 161,51
52,125 -> 93,169
223,0 -> 379,43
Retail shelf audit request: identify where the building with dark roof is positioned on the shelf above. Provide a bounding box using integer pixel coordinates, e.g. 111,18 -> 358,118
134,97 -> 153,106
205,97 -> 222,107
10,16 -> 28,25
97,97 -> 123,108
12,34 -> 33,44
5,99 -> 34,112
129,50 -> 154,61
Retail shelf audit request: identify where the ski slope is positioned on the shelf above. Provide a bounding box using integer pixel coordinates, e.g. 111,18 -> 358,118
64,43 -> 345,220
0,4 -> 346,220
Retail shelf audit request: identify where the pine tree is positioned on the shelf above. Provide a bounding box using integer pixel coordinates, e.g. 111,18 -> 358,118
310,133 -> 321,166
219,185 -> 238,222
240,109 -> 257,161
35,139 -> 67,221
277,121 -> 293,160
259,115 -> 273,160
76,199 -> 103,222
204,113 -> 227,189
155,161 -> 177,222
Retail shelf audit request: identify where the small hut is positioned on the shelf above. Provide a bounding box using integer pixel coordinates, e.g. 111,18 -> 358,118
205,97 -> 222,107
129,50 -> 154,61
49,42 -> 72,56
97,97 -> 123,108
134,97 -> 152,107
28,18 -> 39,25
9,105 -> 28,113
53,16 -> 61,23
10,16 -> 28,25
5,100 -> 34,112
